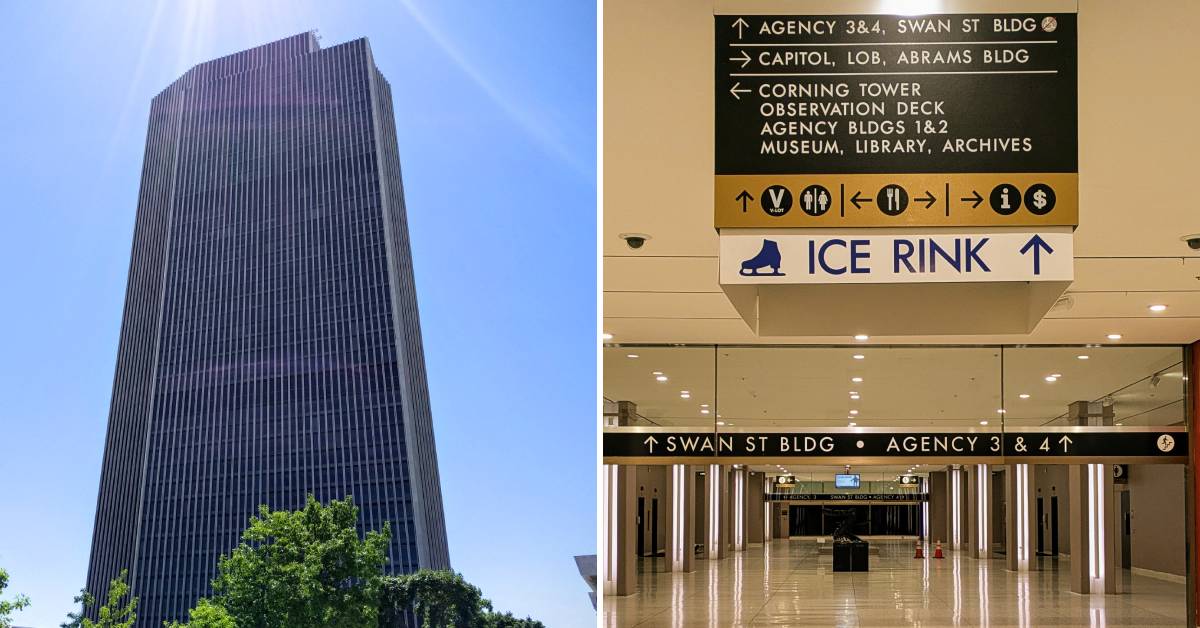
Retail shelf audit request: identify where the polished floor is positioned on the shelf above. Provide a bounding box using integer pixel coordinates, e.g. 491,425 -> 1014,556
604,538 -> 1186,627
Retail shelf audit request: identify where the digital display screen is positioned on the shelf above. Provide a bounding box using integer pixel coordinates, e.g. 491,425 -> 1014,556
834,474 -> 860,489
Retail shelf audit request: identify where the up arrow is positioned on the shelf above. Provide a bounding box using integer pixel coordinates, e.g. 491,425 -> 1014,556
644,435 -> 659,453
732,17 -> 749,39
1058,435 -> 1073,452
735,190 -> 754,212
729,82 -> 751,100
1019,234 -> 1054,275
729,49 -> 751,68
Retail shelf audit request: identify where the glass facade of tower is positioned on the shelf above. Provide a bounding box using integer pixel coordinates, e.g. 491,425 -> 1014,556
84,32 -> 449,626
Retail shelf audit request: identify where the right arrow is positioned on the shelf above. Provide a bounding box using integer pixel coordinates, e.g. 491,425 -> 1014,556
960,190 -> 983,208
732,17 -> 749,39
729,82 -> 751,100
1019,234 -> 1054,275
914,190 -> 936,209
735,190 -> 753,212
644,435 -> 659,453
729,49 -> 751,68
1058,435 -> 1073,452
850,190 -> 872,209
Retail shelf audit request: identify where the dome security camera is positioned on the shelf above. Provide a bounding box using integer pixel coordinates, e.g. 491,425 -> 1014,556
620,233 -> 651,249
1182,234 -> 1200,250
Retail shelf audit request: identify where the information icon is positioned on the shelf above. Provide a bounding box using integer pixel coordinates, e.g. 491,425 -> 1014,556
1024,183 -> 1056,215
989,184 -> 1021,215
760,185 -> 792,217
876,184 -> 908,216
799,184 -> 832,217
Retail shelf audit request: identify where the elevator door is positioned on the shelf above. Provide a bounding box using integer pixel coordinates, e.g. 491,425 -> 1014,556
651,498 -> 659,557
636,496 -> 645,556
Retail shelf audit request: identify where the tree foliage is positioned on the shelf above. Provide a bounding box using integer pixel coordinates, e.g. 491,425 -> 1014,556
163,599 -> 236,628
194,495 -> 389,628
60,589 -> 94,628
379,570 -> 488,627
481,610 -> 547,628
81,570 -> 136,628
0,568 -> 31,628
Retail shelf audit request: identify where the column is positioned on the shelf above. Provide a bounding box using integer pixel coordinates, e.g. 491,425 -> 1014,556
747,471 -> 765,545
973,464 -> 992,560
602,464 -> 636,596
947,465 -> 966,550
731,466 -> 748,552
1068,463 -> 1119,593
928,471 -> 948,545
665,464 -> 695,572
1005,464 -> 1038,571
705,464 -> 729,559
771,502 -> 788,539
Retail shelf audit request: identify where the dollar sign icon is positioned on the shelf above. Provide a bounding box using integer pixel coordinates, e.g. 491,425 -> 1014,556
1024,184 -> 1056,215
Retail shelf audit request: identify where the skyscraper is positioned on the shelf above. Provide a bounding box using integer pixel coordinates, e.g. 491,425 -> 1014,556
85,32 -> 449,625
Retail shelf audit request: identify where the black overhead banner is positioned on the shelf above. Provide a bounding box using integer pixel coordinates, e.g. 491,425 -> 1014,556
715,13 -> 1078,175
766,492 -> 928,502
603,430 -> 1187,463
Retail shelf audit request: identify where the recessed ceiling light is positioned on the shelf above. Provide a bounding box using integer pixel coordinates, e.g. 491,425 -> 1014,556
1107,333 -> 1122,340
848,422 -> 857,427
850,394 -> 860,400
853,354 -> 865,360
716,420 -> 724,425
701,409 -> 710,414
680,393 -> 691,399
852,377 -> 864,383
996,409 -> 1006,414
1045,376 -> 1057,382
652,371 -> 663,375
849,410 -> 859,415
626,354 -> 639,359
655,375 -> 668,382
854,334 -> 869,341
1019,393 -> 1030,399
980,420 -> 989,425
1050,373 -> 1062,378
700,403 -> 709,408
602,333 -> 613,340
1149,304 -> 1167,312
1077,355 -> 1089,360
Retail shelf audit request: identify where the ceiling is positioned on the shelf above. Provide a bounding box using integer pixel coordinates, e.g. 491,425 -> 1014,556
602,0 -> 1200,345
604,345 -> 1184,428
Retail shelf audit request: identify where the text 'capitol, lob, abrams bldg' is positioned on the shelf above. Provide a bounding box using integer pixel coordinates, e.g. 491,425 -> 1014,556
85,33 -> 447,626
603,1 -> 1200,626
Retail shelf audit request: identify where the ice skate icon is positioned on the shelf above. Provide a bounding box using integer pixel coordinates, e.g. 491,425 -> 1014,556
739,240 -> 784,276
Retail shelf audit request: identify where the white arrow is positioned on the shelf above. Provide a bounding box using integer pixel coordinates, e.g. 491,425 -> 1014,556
729,82 -> 751,100
1058,435 -> 1073,452
732,17 -> 749,39
729,49 -> 751,68
644,435 -> 659,453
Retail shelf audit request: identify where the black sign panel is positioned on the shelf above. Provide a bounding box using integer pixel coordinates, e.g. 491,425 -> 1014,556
604,430 -> 1187,462
715,13 -> 1078,175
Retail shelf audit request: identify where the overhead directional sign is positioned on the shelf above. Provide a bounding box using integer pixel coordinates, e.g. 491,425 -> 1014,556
605,428 -> 1187,463
720,229 -> 1072,284
714,13 -> 1078,228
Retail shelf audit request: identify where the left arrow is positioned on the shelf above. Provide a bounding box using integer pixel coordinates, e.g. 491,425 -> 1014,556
644,435 -> 659,453
729,50 -> 751,68
736,190 -> 754,212
1019,234 -> 1054,275
730,82 -> 751,100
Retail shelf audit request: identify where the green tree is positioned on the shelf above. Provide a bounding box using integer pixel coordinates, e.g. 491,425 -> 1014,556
60,589 -> 94,628
482,611 -> 547,628
379,570 -> 488,627
163,599 -> 236,628
0,568 -> 32,628
199,495 -> 389,627
82,570 -> 137,628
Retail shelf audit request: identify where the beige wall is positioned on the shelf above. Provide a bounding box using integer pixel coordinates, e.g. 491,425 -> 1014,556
1129,464 -> 1186,577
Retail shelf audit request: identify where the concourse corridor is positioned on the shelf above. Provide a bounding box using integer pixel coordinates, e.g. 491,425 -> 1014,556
603,539 -> 1186,627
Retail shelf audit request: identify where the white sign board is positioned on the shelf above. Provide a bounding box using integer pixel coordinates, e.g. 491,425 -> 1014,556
720,229 -> 1072,285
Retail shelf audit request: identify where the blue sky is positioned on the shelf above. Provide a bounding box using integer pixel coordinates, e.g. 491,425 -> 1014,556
0,2 -> 595,626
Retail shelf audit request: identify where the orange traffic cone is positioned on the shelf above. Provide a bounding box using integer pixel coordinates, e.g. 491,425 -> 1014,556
914,540 -> 924,559
933,540 -> 945,559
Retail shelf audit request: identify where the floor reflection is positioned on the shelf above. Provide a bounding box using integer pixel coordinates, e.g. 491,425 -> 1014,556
604,538 -> 1186,627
